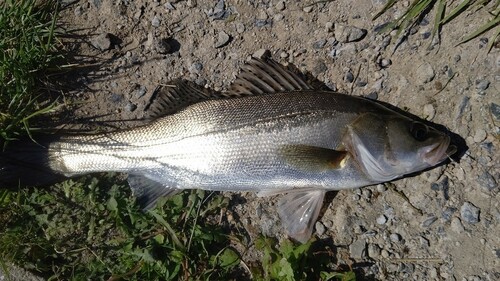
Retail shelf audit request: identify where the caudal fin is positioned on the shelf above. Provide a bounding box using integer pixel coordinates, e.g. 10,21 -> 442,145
0,136 -> 66,188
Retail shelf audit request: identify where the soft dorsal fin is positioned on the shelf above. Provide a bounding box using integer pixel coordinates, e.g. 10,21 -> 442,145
227,58 -> 313,97
279,145 -> 349,171
145,79 -> 220,119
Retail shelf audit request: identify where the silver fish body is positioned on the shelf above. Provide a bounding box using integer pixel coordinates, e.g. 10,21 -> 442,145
1,59 -> 456,242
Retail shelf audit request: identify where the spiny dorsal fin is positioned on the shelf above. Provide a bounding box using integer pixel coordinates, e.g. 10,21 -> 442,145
279,145 -> 349,171
227,58 -> 313,97
145,79 -> 220,119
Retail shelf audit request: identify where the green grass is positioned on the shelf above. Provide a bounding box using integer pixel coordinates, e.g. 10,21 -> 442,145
0,0 -> 60,142
374,0 -> 499,51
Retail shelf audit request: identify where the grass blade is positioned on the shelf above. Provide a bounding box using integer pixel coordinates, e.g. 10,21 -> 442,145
458,13 -> 500,45
441,0 -> 472,25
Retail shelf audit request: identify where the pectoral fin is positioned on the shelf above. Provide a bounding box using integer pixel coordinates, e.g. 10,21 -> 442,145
278,189 -> 326,243
279,145 -> 349,171
128,174 -> 180,210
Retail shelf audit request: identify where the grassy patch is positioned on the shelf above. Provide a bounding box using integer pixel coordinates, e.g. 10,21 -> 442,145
0,174 -> 241,280
0,0 -> 60,141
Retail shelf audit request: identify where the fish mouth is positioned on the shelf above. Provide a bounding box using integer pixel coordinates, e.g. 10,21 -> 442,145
423,136 -> 456,166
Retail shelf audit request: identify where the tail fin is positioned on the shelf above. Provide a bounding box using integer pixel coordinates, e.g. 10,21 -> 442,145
0,136 -> 66,188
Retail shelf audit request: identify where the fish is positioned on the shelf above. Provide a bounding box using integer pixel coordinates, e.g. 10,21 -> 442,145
0,58 -> 456,242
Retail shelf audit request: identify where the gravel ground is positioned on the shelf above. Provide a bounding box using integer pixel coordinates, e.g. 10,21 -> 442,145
3,0 -> 499,280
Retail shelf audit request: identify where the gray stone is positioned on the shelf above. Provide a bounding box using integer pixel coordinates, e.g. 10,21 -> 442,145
390,233 -> 402,242
276,1 -> 286,11
473,129 -> 487,143
478,171 -> 497,192
334,24 -> 367,43
90,33 -> 112,51
442,207 -> 457,222
476,79 -> 490,91
368,243 -> 381,259
423,104 -> 435,120
315,221 -> 326,235
303,6 -> 313,13
253,49 -> 271,59
415,62 -> 435,83
236,22 -> 245,33
313,39 -> 327,49
125,102 -> 137,112
151,16 -> 161,27
380,58 -> 391,68
421,215 -> 437,227
376,215 -> 387,225
491,103 -> 500,120
215,31 -> 230,48
345,71 -> 354,83
189,62 -> 203,74
461,202 -> 480,224
136,85 -> 147,98
349,239 -> 367,259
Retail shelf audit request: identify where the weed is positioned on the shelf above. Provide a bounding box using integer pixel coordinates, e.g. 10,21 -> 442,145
0,0 -> 60,141
373,0 -> 499,51
252,236 -> 356,281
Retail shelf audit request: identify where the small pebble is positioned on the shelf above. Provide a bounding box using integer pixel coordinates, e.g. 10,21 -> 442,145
151,16 -> 161,27
442,207 -> 457,222
215,31 -> 230,48
423,104 -> 435,120
491,103 -> 500,120
362,189 -> 372,200
334,24 -> 367,43
475,79 -> 490,91
345,71 -> 354,83
390,233 -> 402,242
380,58 -> 391,68
325,22 -> 334,32
368,244 -> 381,258
189,62 -> 203,74
313,39 -> 327,49
415,62 -> 435,83
349,239 -> 367,259
473,129 -> 487,143
366,92 -> 378,100
376,215 -> 387,225
280,51 -> 288,58
460,202 -> 480,224
451,217 -> 464,233
90,33 -> 112,51
136,85 -> 147,98
236,22 -> 245,33
454,55 -> 461,62
275,1 -> 285,11
421,215 -> 437,227
381,249 -> 390,258
419,236 -> 430,247
376,184 -> 387,192
315,221 -> 326,236
303,6 -> 313,13
477,171 -> 497,192
125,102 -> 137,112
253,49 -> 271,59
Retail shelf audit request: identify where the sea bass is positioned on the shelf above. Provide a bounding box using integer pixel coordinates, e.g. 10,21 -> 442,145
0,59 -> 456,242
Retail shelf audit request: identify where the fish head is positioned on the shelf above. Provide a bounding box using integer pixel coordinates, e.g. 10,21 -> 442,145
345,112 -> 456,182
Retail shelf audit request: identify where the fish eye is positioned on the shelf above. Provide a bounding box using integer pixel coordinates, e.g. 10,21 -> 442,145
410,122 -> 429,141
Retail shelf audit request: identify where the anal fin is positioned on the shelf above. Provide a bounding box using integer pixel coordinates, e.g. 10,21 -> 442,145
128,174 -> 180,210
277,189 -> 326,243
